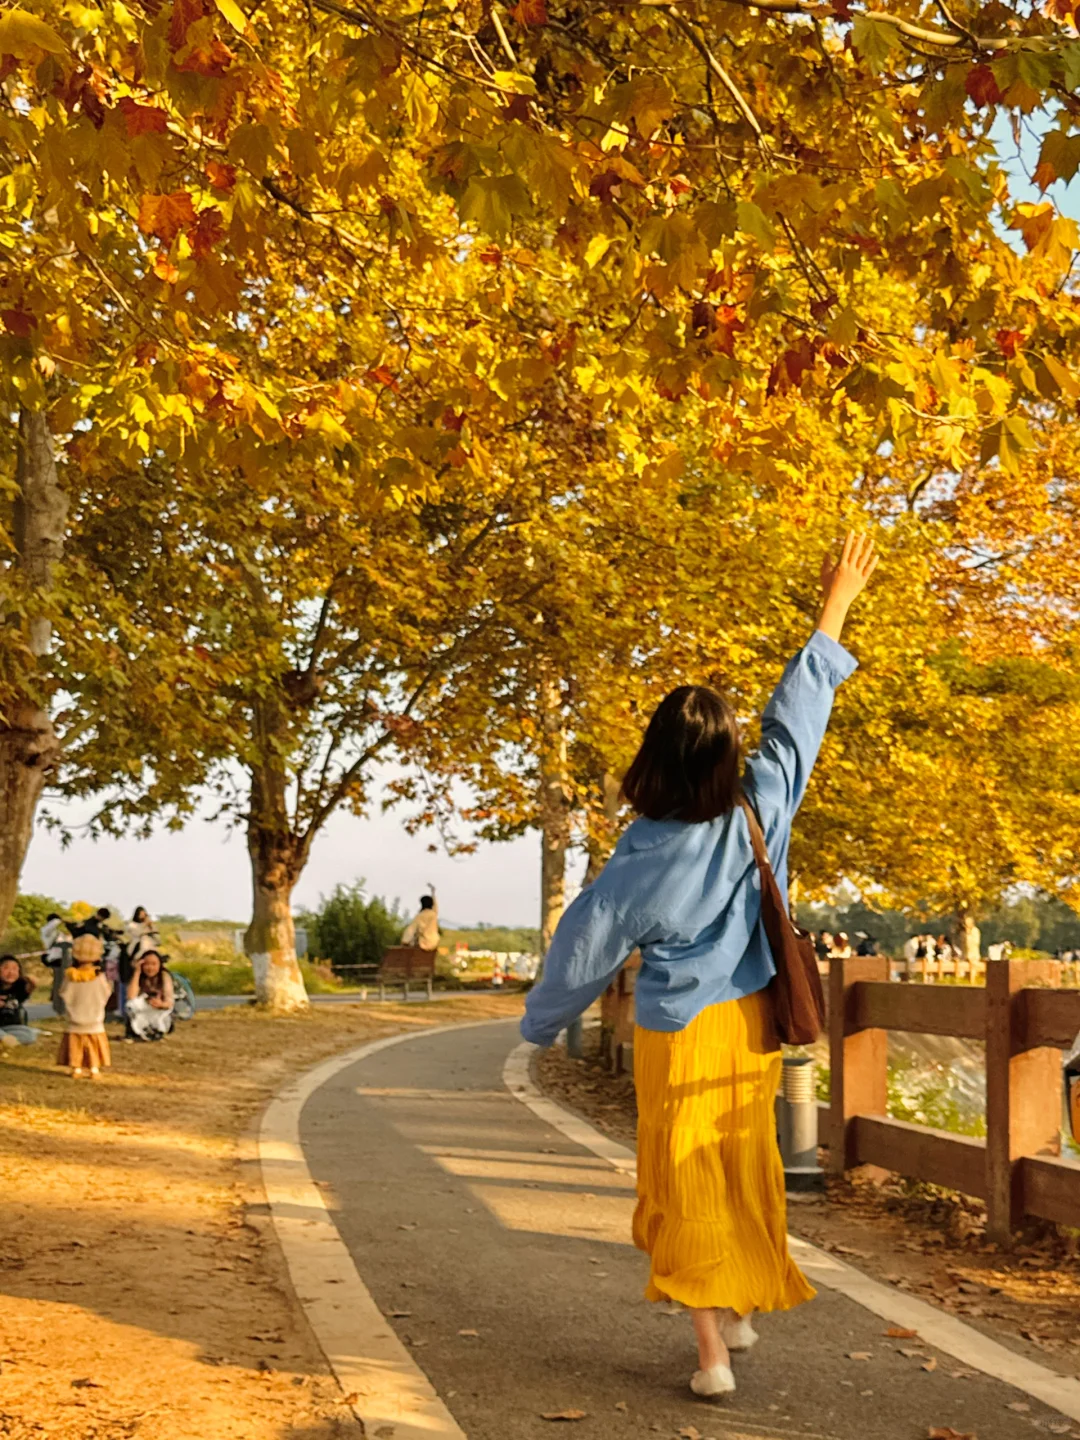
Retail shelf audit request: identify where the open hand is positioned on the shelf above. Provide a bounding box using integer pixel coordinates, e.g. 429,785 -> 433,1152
817,531 -> 878,643
820,531 -> 878,611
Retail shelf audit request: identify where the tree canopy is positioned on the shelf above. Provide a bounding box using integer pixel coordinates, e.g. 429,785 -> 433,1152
3,0 -> 1080,997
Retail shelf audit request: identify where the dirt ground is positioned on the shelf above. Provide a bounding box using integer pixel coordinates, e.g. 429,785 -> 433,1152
0,995 -> 522,1440
536,1026 -> 1080,1382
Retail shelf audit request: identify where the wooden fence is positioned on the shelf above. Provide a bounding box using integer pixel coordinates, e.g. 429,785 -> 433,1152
829,956 -> 1080,1240
597,954 -> 1080,1237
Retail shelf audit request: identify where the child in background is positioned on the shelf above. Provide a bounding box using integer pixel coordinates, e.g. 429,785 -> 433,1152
57,935 -> 112,1079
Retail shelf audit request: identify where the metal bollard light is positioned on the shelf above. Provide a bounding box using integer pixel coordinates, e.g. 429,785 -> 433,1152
775,1056 -> 824,1192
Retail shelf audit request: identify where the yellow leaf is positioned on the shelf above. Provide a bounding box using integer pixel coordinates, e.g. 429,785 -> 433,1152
0,8 -> 68,56
213,0 -> 252,33
584,234 -> 610,269
1042,352 -> 1080,399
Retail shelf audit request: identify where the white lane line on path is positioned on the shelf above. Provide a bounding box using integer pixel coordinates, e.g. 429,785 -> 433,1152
260,1022 -> 508,1440
504,1040 -> 1080,1426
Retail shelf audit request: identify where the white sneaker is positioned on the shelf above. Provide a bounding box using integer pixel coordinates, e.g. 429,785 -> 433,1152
690,1364 -> 736,1397
721,1313 -> 759,1352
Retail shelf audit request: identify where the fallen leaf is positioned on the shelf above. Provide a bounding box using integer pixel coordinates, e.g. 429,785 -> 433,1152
923,1357 -> 938,1372
71,1379 -> 101,1389
614,1400 -> 628,1412
847,1351 -> 872,1360
885,1327 -> 918,1339
1007,1402 -> 1030,1413
900,1348 -> 927,1359
928,1430 -> 976,1440
541,1411 -> 587,1422
387,1310 -> 412,1318
457,1329 -> 479,1338
679,1429 -> 701,1440
950,1370 -> 979,1380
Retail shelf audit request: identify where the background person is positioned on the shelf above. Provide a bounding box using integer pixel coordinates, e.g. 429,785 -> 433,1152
401,885 -> 439,950
57,937 -> 112,1078
522,532 -> 877,1400
0,956 -> 39,1047
40,911 -> 70,1014
120,906 -> 158,1016
125,951 -> 174,1041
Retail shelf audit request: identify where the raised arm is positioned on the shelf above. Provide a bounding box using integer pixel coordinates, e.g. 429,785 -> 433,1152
521,888 -> 636,1048
744,532 -> 877,835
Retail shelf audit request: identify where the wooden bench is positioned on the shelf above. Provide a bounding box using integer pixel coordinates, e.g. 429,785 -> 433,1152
375,946 -> 436,1000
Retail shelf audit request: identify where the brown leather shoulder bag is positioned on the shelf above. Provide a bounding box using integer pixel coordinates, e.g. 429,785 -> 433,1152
739,795 -> 826,1046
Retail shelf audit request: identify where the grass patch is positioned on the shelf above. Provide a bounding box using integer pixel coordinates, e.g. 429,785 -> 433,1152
168,956 -> 360,995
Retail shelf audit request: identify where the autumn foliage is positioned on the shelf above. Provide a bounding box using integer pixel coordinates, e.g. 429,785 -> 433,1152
3,0 -> 1080,1002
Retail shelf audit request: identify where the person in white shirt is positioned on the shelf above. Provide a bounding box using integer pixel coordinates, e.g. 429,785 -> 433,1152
401,887 -> 439,951
40,912 -> 69,1015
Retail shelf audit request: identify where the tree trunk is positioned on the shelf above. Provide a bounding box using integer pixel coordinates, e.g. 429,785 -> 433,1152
244,700 -> 309,1012
0,410 -> 66,932
583,771 -> 622,886
538,666 -> 571,956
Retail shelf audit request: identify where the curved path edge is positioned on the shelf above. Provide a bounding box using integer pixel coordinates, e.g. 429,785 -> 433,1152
259,1024 -> 498,1440
504,1039 -> 1080,1426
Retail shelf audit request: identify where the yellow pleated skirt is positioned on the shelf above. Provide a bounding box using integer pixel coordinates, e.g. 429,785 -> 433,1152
632,989 -> 815,1314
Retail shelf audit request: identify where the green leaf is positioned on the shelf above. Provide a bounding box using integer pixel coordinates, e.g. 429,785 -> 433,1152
736,200 -> 775,253
0,8 -> 68,55
459,174 -> 532,237
851,15 -> 900,74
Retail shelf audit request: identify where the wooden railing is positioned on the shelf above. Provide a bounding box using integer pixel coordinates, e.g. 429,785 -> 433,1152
829,957 -> 1080,1240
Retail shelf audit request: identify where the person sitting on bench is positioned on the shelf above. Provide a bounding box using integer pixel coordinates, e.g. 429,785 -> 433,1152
401,886 -> 439,951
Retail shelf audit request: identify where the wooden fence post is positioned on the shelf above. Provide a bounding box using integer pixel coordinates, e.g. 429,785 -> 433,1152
985,959 -> 1063,1243
828,955 -> 890,1173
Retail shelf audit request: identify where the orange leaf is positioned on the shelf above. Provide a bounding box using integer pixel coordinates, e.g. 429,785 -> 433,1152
365,365 -> 400,392
995,328 -> 1025,359
206,159 -> 237,192
884,1327 -> 918,1339
928,1430 -> 976,1440
139,190 -> 197,243
1033,159 -> 1057,192
168,0 -> 208,47
188,206 -> 225,258
174,36 -> 234,75
1,308 -> 36,337
118,97 -> 168,137
964,64 -> 1001,108
511,0 -> 548,23
152,252 -> 180,282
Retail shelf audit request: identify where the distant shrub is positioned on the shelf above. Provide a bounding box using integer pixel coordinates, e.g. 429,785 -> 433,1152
300,882 -> 404,975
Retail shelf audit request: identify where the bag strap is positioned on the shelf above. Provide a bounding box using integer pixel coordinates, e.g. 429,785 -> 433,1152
738,794 -> 792,932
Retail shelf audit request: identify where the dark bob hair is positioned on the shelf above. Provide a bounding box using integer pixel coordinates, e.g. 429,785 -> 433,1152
621,685 -> 742,823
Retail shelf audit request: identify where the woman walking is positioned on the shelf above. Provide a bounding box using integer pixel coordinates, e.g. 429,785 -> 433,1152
522,532 -> 877,1398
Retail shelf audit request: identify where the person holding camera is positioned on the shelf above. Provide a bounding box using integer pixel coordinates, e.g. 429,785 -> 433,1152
125,950 -> 175,1042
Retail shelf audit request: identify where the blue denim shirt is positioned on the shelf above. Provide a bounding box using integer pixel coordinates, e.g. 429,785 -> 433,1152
520,631 -> 858,1046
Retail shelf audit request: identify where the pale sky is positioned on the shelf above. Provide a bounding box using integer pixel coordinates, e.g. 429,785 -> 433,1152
20,765 -> 575,928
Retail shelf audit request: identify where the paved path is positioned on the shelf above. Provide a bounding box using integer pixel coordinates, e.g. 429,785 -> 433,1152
301,1018 -> 1075,1440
